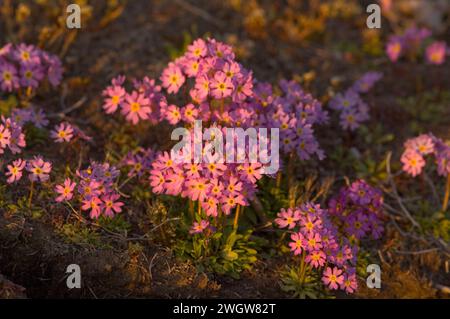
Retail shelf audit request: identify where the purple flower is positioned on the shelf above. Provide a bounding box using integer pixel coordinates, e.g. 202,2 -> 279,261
0,62 -> 19,92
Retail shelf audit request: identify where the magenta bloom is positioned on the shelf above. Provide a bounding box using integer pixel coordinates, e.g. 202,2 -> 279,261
401,149 -> 425,177
194,75 -> 210,101
306,232 -> 323,251
189,220 -> 210,234
404,134 -> 435,155
149,170 -> 166,194
305,250 -> 326,268
0,124 -> 11,153
322,267 -> 344,290
181,103 -> 198,123
274,208 -> 301,229
426,41 -> 447,65
160,63 -> 185,94
186,39 -> 207,59
102,84 -> 126,114
210,71 -> 234,99
386,37 -> 403,62
102,194 -> 124,217
55,178 -> 76,202
13,44 -> 40,66
81,197 -> 103,219
5,159 -> 26,184
26,155 -> 52,182
121,91 -> 152,124
185,178 -> 209,202
165,104 -> 182,125
288,232 -> 305,255
340,273 -> 358,294
51,122 -> 74,143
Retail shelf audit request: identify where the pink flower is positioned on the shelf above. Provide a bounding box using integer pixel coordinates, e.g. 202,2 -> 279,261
404,134 -> 435,155
121,91 -> 152,124
221,194 -> 245,215
426,41 -> 447,65
26,155 -> 52,182
210,71 -> 234,99
340,273 -> 358,294
288,232 -> 305,255
305,250 -> 326,268
14,44 -> 40,65
81,196 -> 103,219
183,59 -> 201,77
184,178 -> 209,201
189,220 -> 210,234
322,267 -> 344,290
386,38 -> 403,62
194,75 -> 210,101
187,39 -> 207,59
401,149 -> 425,177
0,124 -> 11,153
55,178 -> 76,202
274,208 -> 301,229
165,104 -> 182,125
51,122 -> 74,143
306,232 -> 322,251
160,63 -> 185,94
5,159 -> 26,184
102,194 -> 124,217
238,163 -> 262,184
181,103 -> 198,123
103,84 -> 126,114
149,170 -> 166,194
202,197 -> 218,217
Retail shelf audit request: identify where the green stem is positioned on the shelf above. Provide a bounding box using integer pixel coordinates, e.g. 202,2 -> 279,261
28,181 -> 34,209
442,174 -> 450,212
233,204 -> 241,231
298,251 -> 307,285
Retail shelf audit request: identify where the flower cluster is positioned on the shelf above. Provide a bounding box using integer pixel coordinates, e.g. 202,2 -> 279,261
328,180 -> 384,240
0,43 -> 63,92
329,72 -> 382,131
120,146 -> 156,178
401,133 -> 450,177
0,116 -> 26,155
275,203 -> 358,293
251,79 -> 328,160
54,161 -> 124,219
102,75 -> 166,125
11,106 -> 49,128
149,128 -> 265,217
159,38 -> 254,126
4,155 -> 52,184
386,26 -> 448,65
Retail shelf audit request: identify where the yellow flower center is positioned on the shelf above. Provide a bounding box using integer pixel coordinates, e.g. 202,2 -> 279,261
3,71 -> 12,81
131,102 -> 140,112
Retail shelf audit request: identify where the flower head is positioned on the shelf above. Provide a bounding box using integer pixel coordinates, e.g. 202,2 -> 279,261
5,159 -> 26,184
26,155 -> 52,182
55,178 -> 76,202
51,122 -> 74,143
